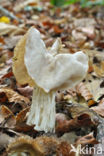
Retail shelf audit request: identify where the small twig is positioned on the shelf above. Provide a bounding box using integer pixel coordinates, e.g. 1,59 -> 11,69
0,6 -> 22,23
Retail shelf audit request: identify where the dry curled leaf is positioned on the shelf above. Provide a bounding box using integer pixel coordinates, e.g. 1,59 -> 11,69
85,73 -> 104,101
76,82 -> 95,106
84,49 -> 104,77
93,61 -> 104,77
15,107 -> 36,133
76,82 -> 93,101
91,98 -> 104,117
16,107 -> 29,124
0,105 -> 16,128
76,132 -> 98,145
56,111 -> 98,135
0,88 -> 30,105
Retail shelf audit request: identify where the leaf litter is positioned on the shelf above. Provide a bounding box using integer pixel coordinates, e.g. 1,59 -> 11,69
0,0 -> 104,155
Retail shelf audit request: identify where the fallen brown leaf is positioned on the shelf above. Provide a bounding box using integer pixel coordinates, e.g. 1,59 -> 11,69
76,132 -> 98,145
0,87 -> 30,105
15,107 -> 36,133
0,105 -> 16,128
91,99 -> 104,117
56,112 -> 98,135
76,82 -> 95,106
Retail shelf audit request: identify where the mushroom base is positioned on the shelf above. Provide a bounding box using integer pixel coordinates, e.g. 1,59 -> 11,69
27,87 -> 56,133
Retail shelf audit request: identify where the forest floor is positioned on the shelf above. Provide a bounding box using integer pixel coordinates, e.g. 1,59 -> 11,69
0,0 -> 104,156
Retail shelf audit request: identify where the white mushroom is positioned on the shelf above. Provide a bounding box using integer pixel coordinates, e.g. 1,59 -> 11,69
13,27 -> 88,133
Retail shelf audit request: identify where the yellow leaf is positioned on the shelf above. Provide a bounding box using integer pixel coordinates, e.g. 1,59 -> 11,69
0,16 -> 10,24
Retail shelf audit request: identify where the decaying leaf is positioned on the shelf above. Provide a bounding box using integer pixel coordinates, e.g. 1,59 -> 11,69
0,88 -> 30,105
83,49 -> 104,101
84,49 -> 104,77
65,102 -> 99,123
91,99 -> 104,117
76,132 -> 98,145
0,23 -> 25,36
0,105 -> 16,128
0,2 -> 104,156
15,107 -> 36,133
72,18 -> 96,42
74,18 -> 96,28
4,35 -> 22,49
93,61 -> 104,77
76,82 -> 95,106
16,107 -> 29,125
14,0 -> 38,12
56,104 -> 99,137
56,112 -> 98,136
0,66 -> 11,80
76,82 -> 93,101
